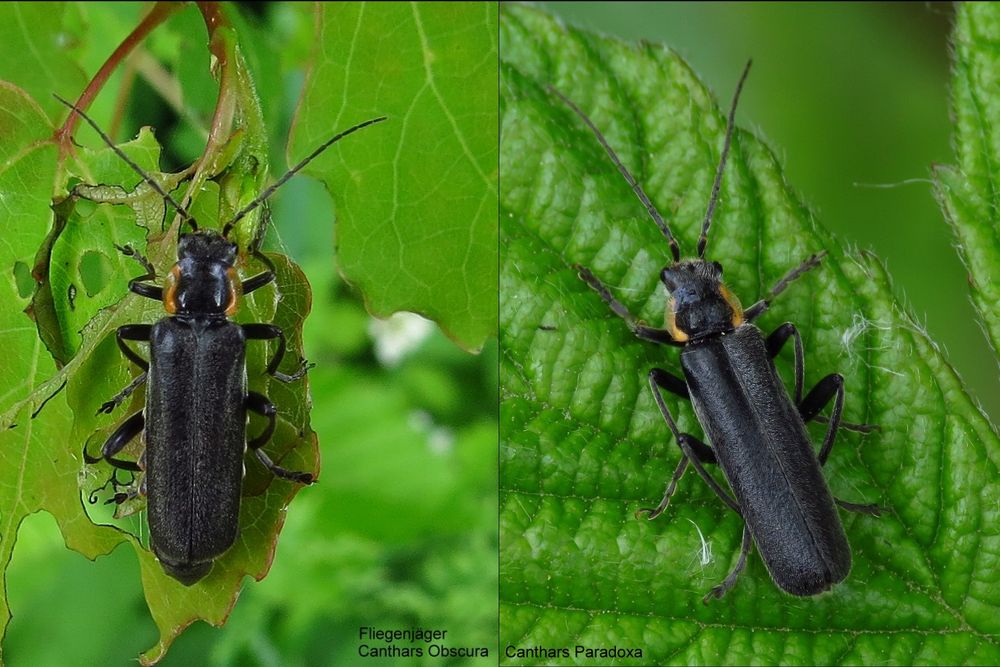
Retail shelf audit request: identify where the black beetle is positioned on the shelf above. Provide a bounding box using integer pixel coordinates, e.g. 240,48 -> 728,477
61,96 -> 386,584
552,61 -> 880,601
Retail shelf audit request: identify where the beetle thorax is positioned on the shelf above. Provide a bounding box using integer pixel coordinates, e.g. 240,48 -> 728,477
661,259 -> 744,341
163,232 -> 242,317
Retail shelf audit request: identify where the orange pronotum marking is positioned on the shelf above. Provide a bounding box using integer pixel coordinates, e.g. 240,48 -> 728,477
720,284 -> 745,328
163,265 -> 180,314
666,297 -> 689,342
225,267 -> 242,316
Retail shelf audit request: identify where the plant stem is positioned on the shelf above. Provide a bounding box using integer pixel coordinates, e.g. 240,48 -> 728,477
54,2 -> 181,153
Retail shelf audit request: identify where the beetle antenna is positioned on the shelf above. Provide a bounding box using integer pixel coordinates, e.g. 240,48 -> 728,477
222,115 -> 388,237
697,59 -> 752,258
53,94 -> 198,231
548,86 -> 681,264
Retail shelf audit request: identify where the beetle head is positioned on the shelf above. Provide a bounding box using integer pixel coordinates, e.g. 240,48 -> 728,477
165,230 -> 242,317
176,230 -> 238,265
660,260 -> 744,341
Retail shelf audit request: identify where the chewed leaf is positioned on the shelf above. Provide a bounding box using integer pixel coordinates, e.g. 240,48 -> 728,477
1,13 -> 316,665
34,128 -> 167,364
0,82 -> 126,653
291,3 -> 498,352
500,5 -> 1000,665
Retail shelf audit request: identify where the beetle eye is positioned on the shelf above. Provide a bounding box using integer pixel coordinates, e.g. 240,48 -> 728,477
660,268 -> 676,291
712,261 -> 723,276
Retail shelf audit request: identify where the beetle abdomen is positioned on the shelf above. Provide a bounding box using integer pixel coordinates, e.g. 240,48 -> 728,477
681,325 -> 850,596
146,318 -> 247,584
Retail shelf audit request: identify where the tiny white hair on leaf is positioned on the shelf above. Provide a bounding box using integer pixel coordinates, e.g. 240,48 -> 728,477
685,518 -> 713,567
840,312 -> 902,376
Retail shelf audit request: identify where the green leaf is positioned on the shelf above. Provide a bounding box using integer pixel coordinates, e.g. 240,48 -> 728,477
500,5 -> 1000,664
33,129 -> 170,364
0,8 -> 318,663
291,2 -> 499,352
935,3 -> 1000,360
0,81 -> 131,660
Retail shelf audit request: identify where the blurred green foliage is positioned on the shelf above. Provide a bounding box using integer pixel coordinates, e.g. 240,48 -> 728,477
0,2 -> 497,665
936,3 -> 1000,363
543,2 -> 999,420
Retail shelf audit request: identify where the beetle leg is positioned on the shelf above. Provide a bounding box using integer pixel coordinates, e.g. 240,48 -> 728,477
97,325 -> 152,414
637,433 -> 719,520
575,265 -> 684,347
680,434 -> 717,463
107,485 -> 142,506
745,251 -> 827,322
703,523 -> 753,604
115,244 -> 163,301
240,250 -> 276,295
800,376 -> 884,515
766,322 -> 804,403
835,499 -> 882,516
799,373 -> 845,465
743,299 -> 769,322
97,371 -> 147,415
637,458 -> 687,520
246,391 -> 277,450
115,324 -> 151,371
650,367 -> 689,399
243,323 -> 312,383
634,326 -> 681,346
768,323 -> 876,433
84,410 -> 143,472
116,464 -> 147,505
648,369 -> 740,515
88,466 -> 137,505
637,370 -> 698,519
798,373 -> 879,435
811,414 -> 878,434
246,391 -> 314,484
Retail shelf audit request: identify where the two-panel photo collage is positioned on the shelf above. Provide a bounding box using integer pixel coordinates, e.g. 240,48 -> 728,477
0,3 -> 996,666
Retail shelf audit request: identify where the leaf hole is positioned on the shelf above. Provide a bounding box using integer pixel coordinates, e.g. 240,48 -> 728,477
79,250 -> 115,297
12,261 -> 34,299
